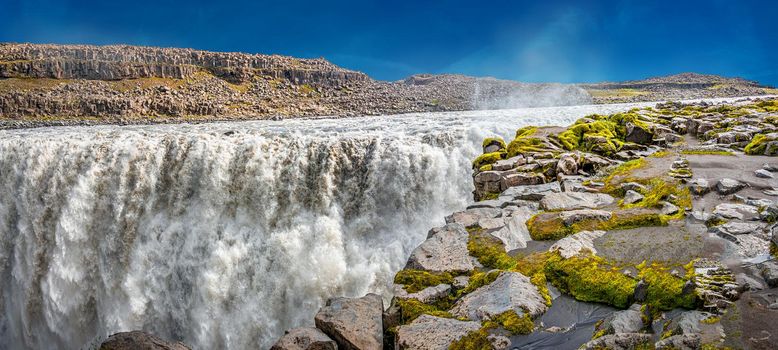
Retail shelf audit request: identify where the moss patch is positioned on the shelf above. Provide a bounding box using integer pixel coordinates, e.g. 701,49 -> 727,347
506,126 -> 547,157
745,133 -> 778,155
527,208 -> 667,241
681,149 -> 735,156
394,269 -> 456,293
545,252 -> 638,308
472,152 -> 506,170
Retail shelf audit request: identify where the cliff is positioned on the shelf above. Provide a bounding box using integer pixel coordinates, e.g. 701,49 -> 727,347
0,44 -> 773,128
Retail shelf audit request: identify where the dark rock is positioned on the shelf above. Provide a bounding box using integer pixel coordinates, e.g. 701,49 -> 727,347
625,122 -> 653,144
715,178 -> 745,195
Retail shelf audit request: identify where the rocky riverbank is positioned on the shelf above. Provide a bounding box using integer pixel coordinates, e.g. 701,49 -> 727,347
0,43 -> 774,129
265,96 -> 778,350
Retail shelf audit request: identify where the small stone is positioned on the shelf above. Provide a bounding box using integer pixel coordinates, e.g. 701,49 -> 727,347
755,169 -> 774,178
623,190 -> 644,204
549,230 -> 607,258
633,281 -> 648,302
688,178 -> 710,196
764,163 -> 778,172
556,153 -> 578,176
621,182 -> 648,193
660,202 -> 679,216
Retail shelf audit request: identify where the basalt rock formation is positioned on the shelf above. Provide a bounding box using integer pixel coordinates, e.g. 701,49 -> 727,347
0,43 -> 773,128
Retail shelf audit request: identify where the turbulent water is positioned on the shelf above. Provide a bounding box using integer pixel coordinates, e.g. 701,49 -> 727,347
0,99 -> 747,349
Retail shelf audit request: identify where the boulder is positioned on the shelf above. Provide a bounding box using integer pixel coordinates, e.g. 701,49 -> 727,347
596,304 -> 645,335
98,331 -> 190,350
395,315 -> 481,350
712,221 -> 763,235
764,163 -> 778,172
489,206 -> 535,251
314,294 -> 383,350
688,178 -> 710,196
581,333 -> 653,350
559,209 -> 612,226
499,182 -> 561,201
484,144 -> 502,153
548,230 -> 607,258
405,224 -> 481,273
270,327 -> 337,350
760,261 -> 778,288
755,169 -> 774,179
450,271 -> 547,321
623,190 -> 644,204
620,182 -> 648,193
394,283 -> 452,304
716,178 -> 745,195
540,192 -> 614,211
625,122 -> 653,144
712,203 -> 758,220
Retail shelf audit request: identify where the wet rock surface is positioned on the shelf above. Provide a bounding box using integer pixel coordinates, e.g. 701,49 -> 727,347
314,294 -> 383,350
98,331 -> 191,350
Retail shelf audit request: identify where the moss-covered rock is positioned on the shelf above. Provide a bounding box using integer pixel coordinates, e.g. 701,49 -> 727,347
745,133 -> 778,155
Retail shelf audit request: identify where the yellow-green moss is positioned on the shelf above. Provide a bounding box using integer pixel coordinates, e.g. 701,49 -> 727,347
527,209 -> 667,241
770,242 -> 778,259
651,150 -> 672,158
448,328 -> 492,350
601,159 -> 648,194
394,269 -> 456,293
396,298 -> 453,324
488,310 -> 534,335
472,152 -> 505,170
622,178 -> 692,220
467,234 -> 517,270
701,315 -> 721,324
638,262 -> 697,310
480,191 -> 499,201
506,126 -> 546,157
744,133 -> 778,155
545,252 -> 637,308
482,137 -> 507,150
459,270 -> 502,296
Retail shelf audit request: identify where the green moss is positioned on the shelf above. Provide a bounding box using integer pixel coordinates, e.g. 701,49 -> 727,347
668,168 -> 693,178
394,269 -> 455,293
650,150 -> 672,158
701,316 -> 721,324
467,233 -> 517,270
472,152 -> 506,170
545,252 -> 638,308
482,137 -> 507,150
489,310 -> 534,335
681,150 -> 735,156
558,119 -> 624,155
601,159 -> 648,194
448,328 -> 492,350
705,216 -> 727,228
396,298 -> 453,324
638,262 -> 697,310
478,164 -> 493,172
622,178 -> 692,220
744,133 -> 778,155
506,126 -> 545,157
459,270 -> 502,296
527,209 -> 667,241
481,191 -> 499,201
770,242 -> 778,259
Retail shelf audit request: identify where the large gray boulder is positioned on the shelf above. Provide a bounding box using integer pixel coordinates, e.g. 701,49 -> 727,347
556,153 -> 578,176
716,178 -> 745,195
405,224 -> 482,273
712,203 -> 758,220
625,122 -> 654,144
623,190 -> 644,204
395,314 -> 481,350
314,294 -> 384,350
688,178 -> 710,195
488,206 -> 536,251
540,192 -> 614,211
270,327 -> 337,350
98,331 -> 191,350
548,230 -> 607,258
450,271 -> 547,321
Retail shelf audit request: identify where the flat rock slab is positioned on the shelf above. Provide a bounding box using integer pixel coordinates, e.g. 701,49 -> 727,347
713,221 -> 765,235
598,304 -> 644,334
450,271 -> 547,321
445,208 -> 502,228
593,224 -> 706,265
271,327 -> 337,350
499,182 -> 561,201
540,192 -> 614,211
405,223 -> 481,273
549,230 -> 606,258
716,178 -> 746,195
396,315 -> 481,350
314,293 -> 384,350
490,206 -> 536,251
559,209 -> 612,226
712,203 -> 758,220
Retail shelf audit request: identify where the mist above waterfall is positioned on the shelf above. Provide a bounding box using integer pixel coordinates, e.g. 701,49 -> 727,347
471,78 -> 593,110
0,101 -> 689,349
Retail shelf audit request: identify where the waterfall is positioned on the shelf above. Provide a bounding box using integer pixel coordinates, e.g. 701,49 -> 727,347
0,102 -> 668,349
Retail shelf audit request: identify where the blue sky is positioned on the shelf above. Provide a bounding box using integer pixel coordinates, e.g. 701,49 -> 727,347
1,0 -> 776,85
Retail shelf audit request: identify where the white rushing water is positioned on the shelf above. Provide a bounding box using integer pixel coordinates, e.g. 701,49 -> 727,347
0,98 -> 754,349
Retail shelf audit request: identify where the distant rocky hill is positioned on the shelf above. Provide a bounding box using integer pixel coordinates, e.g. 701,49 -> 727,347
0,43 -> 773,126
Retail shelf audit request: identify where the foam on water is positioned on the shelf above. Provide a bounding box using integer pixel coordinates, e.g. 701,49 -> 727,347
0,98 -> 757,349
